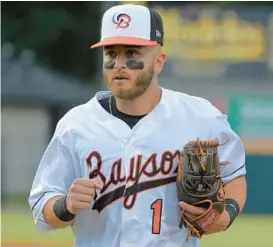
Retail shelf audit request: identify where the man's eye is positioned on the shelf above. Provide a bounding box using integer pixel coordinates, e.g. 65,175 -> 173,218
126,50 -> 138,56
106,51 -> 116,57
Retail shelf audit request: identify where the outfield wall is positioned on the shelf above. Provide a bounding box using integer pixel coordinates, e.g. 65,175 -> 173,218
243,154 -> 273,214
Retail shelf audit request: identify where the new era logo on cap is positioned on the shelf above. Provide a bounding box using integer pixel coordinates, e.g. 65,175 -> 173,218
156,30 -> 161,37
91,4 -> 164,48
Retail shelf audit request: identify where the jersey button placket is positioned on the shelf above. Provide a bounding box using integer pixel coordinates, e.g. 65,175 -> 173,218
120,134 -> 135,246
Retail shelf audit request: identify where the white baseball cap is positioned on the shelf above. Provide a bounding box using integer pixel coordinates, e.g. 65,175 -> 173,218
91,4 -> 164,49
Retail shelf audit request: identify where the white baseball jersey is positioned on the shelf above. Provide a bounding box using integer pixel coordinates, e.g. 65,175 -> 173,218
29,87 -> 246,247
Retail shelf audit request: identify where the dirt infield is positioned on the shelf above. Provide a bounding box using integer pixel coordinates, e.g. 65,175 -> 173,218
2,243 -> 71,247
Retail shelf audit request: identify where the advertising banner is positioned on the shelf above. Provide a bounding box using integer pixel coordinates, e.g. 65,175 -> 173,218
146,2 -> 273,80
228,95 -> 273,139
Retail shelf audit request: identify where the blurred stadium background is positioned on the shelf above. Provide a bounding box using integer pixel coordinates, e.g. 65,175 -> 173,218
1,1 -> 273,247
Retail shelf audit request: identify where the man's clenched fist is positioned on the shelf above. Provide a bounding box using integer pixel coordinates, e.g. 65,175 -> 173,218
66,178 -> 101,214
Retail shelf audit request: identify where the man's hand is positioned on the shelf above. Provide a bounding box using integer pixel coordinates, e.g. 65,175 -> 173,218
66,178 -> 101,214
179,201 -> 230,235
43,178 -> 101,229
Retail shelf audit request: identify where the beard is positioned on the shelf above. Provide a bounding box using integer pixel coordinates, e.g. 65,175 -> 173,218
104,65 -> 154,100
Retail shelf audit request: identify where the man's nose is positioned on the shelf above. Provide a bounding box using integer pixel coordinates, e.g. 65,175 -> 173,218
114,56 -> 126,70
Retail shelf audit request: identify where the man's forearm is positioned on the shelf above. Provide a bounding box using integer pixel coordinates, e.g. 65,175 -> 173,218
43,196 -> 75,229
206,175 -> 247,235
223,175 -> 247,213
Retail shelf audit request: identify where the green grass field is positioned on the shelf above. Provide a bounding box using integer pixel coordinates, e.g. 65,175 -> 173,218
1,208 -> 273,247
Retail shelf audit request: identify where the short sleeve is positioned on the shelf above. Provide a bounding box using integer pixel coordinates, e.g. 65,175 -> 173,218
211,113 -> 246,184
28,122 -> 76,232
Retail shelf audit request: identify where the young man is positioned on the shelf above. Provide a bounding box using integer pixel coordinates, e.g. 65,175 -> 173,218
29,4 -> 247,247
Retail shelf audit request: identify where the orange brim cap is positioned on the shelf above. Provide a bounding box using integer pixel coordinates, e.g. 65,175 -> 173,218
90,36 -> 158,49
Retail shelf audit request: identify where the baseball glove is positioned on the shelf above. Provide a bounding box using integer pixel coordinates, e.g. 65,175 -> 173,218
176,138 -> 229,240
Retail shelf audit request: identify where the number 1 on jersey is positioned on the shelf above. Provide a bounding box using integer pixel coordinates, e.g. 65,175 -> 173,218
151,199 -> 162,234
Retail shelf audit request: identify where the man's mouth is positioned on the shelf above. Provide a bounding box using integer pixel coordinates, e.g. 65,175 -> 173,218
112,75 -> 130,84
113,75 -> 129,80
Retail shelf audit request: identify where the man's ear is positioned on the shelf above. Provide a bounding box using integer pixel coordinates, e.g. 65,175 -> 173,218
155,51 -> 167,74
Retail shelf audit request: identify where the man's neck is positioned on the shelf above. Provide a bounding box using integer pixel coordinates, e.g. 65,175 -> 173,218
115,86 -> 162,116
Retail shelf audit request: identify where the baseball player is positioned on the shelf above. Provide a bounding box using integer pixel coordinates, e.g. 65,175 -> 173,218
29,4 -> 247,247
